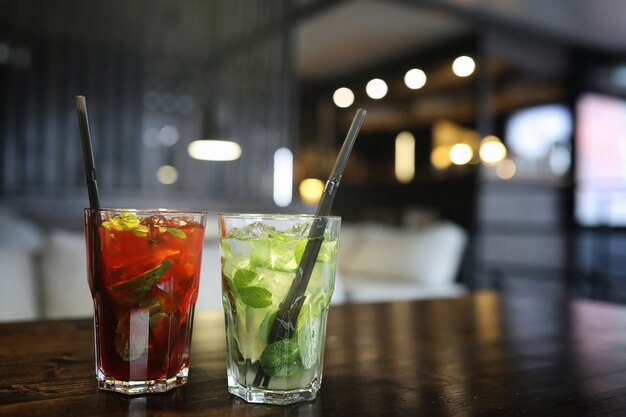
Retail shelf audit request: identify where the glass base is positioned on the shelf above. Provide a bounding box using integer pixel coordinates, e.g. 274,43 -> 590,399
96,365 -> 188,395
228,375 -> 320,405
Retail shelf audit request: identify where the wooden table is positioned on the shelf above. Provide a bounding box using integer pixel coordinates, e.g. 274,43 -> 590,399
2,291 -> 626,416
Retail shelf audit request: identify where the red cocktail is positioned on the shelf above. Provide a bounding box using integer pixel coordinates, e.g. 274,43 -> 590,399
85,209 -> 206,394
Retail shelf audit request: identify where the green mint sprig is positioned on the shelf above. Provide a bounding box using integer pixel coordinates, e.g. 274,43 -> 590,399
102,213 -> 187,239
259,338 -> 301,377
240,286 -> 272,308
231,268 -> 273,308
110,259 -> 173,305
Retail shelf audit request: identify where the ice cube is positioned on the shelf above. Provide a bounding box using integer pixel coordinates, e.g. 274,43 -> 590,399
282,222 -> 311,237
229,222 -> 276,240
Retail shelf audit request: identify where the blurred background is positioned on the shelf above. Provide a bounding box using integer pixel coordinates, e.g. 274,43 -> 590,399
2,0 -> 626,320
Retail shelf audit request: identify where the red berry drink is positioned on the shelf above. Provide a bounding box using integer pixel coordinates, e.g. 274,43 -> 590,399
85,209 -> 206,395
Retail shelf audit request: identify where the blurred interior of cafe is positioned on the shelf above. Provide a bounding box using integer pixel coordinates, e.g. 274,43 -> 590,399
2,0 -> 626,322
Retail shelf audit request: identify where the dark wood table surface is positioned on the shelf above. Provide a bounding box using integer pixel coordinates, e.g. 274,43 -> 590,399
2,290 -> 626,416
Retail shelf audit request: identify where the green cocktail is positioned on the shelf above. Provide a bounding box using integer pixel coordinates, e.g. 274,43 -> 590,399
219,214 -> 340,405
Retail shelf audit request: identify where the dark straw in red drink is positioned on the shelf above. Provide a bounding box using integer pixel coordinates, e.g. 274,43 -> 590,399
75,95 -> 102,330
75,96 -> 101,210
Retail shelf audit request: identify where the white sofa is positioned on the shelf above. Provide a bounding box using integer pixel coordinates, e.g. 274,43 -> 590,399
338,222 -> 468,303
0,208 -> 468,321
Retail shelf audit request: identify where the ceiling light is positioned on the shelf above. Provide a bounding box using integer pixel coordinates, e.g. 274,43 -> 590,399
431,146 -> 451,169
452,56 -> 476,77
333,87 -> 355,108
449,143 -> 473,165
156,165 -> 178,184
496,159 -> 516,180
187,140 -> 241,161
395,131 -> 415,183
273,148 -> 293,207
366,78 -> 388,99
404,69 -> 427,90
159,125 -> 179,146
299,178 -> 325,205
479,136 -> 507,165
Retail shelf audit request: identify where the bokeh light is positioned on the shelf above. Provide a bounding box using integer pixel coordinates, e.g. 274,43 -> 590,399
333,87 -> 355,108
479,136 -> 507,165
431,146 -> 451,169
404,69 -> 427,90
449,143 -> 473,165
156,165 -> 178,184
452,56 -> 476,77
496,159 -> 517,180
299,178 -> 325,205
366,78 -> 388,99
395,131 -> 415,183
187,140 -> 242,161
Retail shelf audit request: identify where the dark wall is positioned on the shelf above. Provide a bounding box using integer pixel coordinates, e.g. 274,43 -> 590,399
0,0 -> 296,228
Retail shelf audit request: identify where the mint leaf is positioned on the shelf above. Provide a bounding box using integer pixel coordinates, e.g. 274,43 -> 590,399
103,212 -> 141,231
166,227 -> 187,239
110,259 -> 173,305
295,239 -> 307,264
240,286 -> 272,308
149,312 -> 170,332
297,314 -> 321,369
230,336 -> 245,366
138,287 -> 176,314
260,338 -> 301,377
234,269 -> 256,290
317,239 -> 337,263
132,224 -> 149,237
259,310 -> 278,342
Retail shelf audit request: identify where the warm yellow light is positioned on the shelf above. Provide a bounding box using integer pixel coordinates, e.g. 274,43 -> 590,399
299,178 -> 325,205
452,56 -> 476,77
479,136 -> 507,164
187,140 -> 241,161
431,146 -> 451,169
333,87 -> 355,108
449,143 -> 473,165
404,69 -> 427,90
366,78 -> 388,99
156,165 -> 178,184
395,131 -> 415,183
496,159 -> 516,180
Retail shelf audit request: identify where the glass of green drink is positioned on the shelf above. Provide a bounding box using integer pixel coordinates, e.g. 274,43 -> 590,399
218,213 -> 340,405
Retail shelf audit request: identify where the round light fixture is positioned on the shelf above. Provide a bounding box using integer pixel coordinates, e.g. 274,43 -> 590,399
366,78 -> 388,99
299,178 -> 325,205
156,165 -> 178,184
449,143 -> 473,165
496,159 -> 516,180
333,87 -> 355,108
479,136 -> 507,165
404,69 -> 427,90
431,146 -> 451,169
452,56 -> 476,77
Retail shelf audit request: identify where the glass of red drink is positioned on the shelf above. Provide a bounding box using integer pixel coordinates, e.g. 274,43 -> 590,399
84,208 -> 207,395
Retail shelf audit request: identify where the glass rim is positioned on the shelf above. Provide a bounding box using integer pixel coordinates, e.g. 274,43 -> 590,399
84,208 -> 208,215
218,212 -> 341,221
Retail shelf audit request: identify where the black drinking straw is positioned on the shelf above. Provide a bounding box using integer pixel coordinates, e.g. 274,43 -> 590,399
75,96 -> 100,210
254,108 -> 367,388
76,96 -> 102,294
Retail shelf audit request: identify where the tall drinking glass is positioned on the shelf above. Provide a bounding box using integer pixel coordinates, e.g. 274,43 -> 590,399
84,208 -> 207,395
219,214 -> 340,405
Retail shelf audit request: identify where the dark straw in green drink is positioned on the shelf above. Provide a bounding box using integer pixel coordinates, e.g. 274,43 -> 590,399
254,108 -> 367,388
